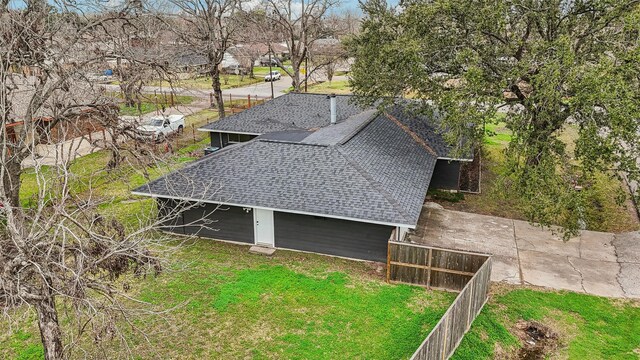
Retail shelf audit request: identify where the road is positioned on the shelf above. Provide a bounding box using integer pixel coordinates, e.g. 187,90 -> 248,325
100,74 -> 348,100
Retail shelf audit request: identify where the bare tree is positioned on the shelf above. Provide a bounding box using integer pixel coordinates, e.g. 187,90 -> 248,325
262,0 -> 339,91
94,12 -> 173,112
0,1 -> 212,359
234,9 -> 282,79
309,38 -> 346,83
164,0 -> 243,118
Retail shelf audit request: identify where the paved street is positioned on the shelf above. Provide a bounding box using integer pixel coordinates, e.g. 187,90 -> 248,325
100,75 -> 348,99
410,203 -> 640,298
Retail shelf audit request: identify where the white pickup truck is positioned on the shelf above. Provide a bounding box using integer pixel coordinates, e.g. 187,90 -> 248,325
137,115 -> 185,142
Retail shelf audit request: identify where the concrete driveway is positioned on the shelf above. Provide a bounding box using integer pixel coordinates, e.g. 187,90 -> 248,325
409,203 -> 640,299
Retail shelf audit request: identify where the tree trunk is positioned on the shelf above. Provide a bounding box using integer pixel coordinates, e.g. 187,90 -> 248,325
290,66 -> 301,92
35,295 -> 64,360
210,67 -> 225,119
2,158 -> 23,209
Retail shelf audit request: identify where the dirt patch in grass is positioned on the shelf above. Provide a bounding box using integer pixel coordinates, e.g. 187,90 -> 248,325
514,320 -> 559,360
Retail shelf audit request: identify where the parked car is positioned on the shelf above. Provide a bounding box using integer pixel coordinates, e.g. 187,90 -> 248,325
264,71 -> 282,82
136,115 -> 185,142
260,58 -> 281,67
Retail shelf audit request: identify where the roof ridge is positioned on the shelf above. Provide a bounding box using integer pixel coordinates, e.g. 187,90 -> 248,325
337,109 -> 380,146
384,112 -> 438,156
258,139 -> 328,147
334,146 -> 412,224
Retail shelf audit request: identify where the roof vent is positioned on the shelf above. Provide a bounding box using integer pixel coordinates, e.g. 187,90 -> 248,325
329,94 -> 337,125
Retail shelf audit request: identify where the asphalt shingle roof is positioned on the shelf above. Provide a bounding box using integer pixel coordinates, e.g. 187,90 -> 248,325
135,95 -> 471,227
386,104 -> 472,160
340,115 -> 437,225
136,139 -> 424,225
200,93 -> 368,134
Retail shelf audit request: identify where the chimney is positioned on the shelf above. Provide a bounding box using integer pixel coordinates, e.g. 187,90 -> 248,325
329,94 -> 337,125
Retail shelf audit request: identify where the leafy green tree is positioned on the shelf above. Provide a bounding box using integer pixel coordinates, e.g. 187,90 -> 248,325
349,0 -> 640,236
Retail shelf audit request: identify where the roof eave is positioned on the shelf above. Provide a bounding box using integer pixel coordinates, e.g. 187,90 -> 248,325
131,191 -> 417,229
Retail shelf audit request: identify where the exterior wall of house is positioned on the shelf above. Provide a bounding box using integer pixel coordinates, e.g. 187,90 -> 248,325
429,159 -> 462,191
158,199 -> 394,262
273,212 -> 393,262
210,132 -> 227,148
209,131 -> 257,149
157,199 -> 254,243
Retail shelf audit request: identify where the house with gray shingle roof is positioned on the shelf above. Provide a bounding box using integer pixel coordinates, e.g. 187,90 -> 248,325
133,93 -> 473,262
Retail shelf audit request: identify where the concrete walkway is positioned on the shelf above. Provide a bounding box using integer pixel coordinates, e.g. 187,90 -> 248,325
409,203 -> 640,299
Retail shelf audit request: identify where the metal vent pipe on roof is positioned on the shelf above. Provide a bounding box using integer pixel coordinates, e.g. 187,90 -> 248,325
329,94 -> 337,125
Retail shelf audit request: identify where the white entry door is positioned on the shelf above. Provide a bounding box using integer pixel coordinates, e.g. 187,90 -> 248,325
254,208 -> 275,246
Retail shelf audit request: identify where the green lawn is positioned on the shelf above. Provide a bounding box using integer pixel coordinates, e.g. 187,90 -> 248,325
113,93 -> 195,116
150,74 -> 265,90
9,107 -> 640,359
306,79 -> 352,94
1,240 -> 455,359
453,287 -> 640,359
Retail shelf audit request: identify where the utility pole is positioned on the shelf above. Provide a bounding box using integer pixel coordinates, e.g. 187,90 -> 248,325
268,43 -> 274,99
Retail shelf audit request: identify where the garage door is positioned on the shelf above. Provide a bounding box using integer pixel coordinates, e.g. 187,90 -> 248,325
274,212 -> 393,262
180,203 -> 254,243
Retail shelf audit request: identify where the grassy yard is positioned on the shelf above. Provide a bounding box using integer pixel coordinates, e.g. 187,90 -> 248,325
149,74 -> 266,90
1,240 -> 455,359
453,286 -> 640,359
434,118 -> 639,233
306,79 -> 352,94
110,93 -> 195,116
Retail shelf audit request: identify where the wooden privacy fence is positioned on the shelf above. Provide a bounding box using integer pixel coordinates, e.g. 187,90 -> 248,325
387,241 -> 492,360
388,241 -> 489,291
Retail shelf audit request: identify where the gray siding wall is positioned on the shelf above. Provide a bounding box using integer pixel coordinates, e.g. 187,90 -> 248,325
209,132 -> 259,148
158,199 -> 254,243
209,132 -> 229,148
274,212 -> 393,262
430,159 -> 461,190
157,198 -> 185,229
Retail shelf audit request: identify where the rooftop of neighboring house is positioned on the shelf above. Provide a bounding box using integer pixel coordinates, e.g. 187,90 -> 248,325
8,77 -> 111,122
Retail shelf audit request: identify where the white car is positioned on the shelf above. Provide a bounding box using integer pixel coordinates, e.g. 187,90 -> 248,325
137,115 -> 185,142
264,71 -> 282,81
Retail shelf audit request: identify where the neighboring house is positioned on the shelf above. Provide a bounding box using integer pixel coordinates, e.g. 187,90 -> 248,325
7,83 -> 111,144
133,93 -> 473,262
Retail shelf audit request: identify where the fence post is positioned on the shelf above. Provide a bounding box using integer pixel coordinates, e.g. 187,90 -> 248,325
386,240 -> 392,283
192,124 -> 196,143
426,248 -> 433,290
247,94 -> 251,108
